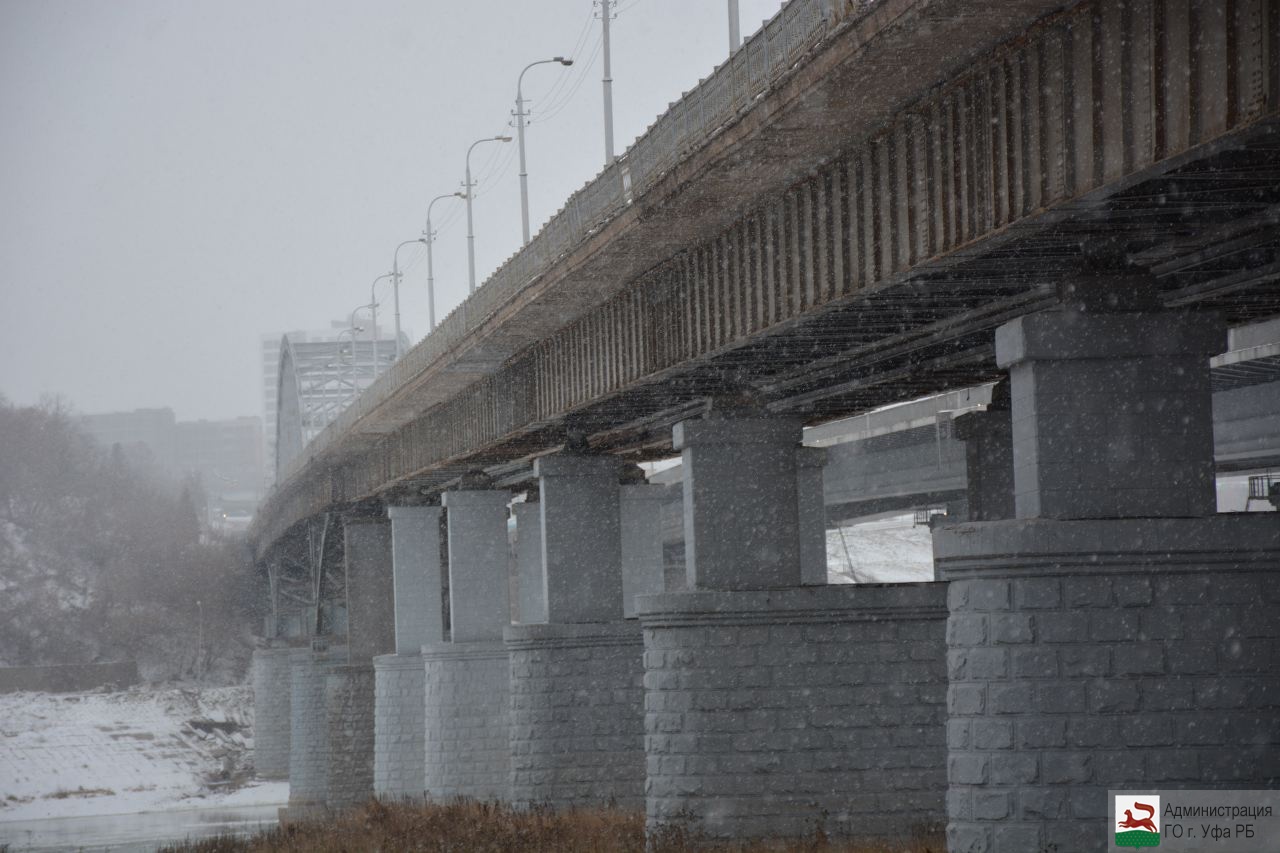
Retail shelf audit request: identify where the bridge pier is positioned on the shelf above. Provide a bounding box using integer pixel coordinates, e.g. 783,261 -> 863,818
422,489 -> 512,800
373,505 -> 443,800
251,643 -> 293,780
506,454 -> 646,810
639,414 -> 948,840
286,641 -> 344,817
936,298 -> 1280,853
321,516 -> 393,811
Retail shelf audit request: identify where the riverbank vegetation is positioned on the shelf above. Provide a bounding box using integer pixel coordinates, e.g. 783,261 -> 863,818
160,798 -> 943,852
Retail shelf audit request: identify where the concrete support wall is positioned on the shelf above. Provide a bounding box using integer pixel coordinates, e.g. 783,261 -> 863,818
325,663 -> 376,810
513,502 -> 545,623
620,484 -> 666,618
288,645 -> 343,811
796,447 -> 828,584
373,505 -> 444,800
506,621 -> 645,809
936,517 -> 1280,853
373,654 -> 426,800
675,415 -> 805,590
638,584 -> 949,840
251,646 -> 293,780
535,453 -> 623,622
422,642 -> 510,800
442,490 -> 511,642
997,306 -> 1223,519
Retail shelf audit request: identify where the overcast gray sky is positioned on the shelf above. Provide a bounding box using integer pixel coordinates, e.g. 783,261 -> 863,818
0,0 -> 783,422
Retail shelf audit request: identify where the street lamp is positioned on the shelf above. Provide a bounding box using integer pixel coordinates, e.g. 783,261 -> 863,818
464,134 -> 513,293
347,304 -> 374,402
390,240 -> 425,362
368,272 -> 394,378
423,192 -> 465,331
515,56 -> 573,245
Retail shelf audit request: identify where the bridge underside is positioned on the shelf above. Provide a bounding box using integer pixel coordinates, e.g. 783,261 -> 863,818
255,0 -> 1280,556
393,126 -> 1280,501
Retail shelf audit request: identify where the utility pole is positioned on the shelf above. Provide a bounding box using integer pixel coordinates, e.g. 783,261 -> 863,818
728,0 -> 741,54
600,0 -> 615,164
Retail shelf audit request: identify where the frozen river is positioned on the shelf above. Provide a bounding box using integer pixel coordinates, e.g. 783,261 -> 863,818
0,803 -> 280,852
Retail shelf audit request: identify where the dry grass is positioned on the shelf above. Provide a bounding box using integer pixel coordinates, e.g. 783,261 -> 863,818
160,799 -> 944,853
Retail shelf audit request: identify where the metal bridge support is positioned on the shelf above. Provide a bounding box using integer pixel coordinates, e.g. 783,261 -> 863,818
373,505 -> 444,800
324,517 -> 393,810
423,489 -> 512,800
639,413 -> 949,840
936,298 -> 1280,853
506,453 -> 645,810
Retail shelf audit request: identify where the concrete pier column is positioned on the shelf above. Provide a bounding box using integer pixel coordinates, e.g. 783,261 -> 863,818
641,412 -> 950,841
251,644 -> 293,780
374,505 -> 444,800
286,641 -> 346,817
512,501 -> 545,624
796,446 -> 829,585
951,381 -> 1014,522
321,517 -> 392,810
506,453 -> 645,810
937,301 -> 1280,853
620,479 -> 667,618
422,488 -> 512,800
675,414 -> 805,590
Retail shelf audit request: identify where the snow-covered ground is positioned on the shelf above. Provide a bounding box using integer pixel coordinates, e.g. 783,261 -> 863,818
826,512 -> 936,584
0,685 -> 285,824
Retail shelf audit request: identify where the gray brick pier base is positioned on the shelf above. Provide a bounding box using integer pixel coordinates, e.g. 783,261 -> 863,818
422,641 -> 510,800
285,644 -> 345,817
935,516 -> 1280,853
251,645 -> 293,780
505,621 -> 644,810
325,663 -> 376,811
637,584 -> 949,840
374,653 -> 426,800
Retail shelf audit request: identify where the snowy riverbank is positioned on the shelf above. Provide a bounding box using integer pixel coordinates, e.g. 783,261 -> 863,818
0,684 -> 285,824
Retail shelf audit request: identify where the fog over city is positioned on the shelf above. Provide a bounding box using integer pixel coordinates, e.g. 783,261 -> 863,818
1,0 -> 780,421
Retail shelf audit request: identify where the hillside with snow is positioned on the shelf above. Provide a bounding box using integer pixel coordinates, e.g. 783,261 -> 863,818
0,685 -> 284,824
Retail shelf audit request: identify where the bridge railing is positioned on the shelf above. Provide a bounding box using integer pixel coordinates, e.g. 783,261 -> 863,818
279,0 -> 863,486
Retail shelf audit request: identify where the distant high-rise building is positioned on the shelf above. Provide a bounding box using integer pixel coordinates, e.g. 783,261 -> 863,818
79,409 -> 264,530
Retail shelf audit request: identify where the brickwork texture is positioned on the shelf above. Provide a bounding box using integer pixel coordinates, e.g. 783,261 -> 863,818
638,583 -> 949,840
251,646 -> 293,780
506,621 -> 645,809
422,642 -> 510,801
288,647 -> 333,808
325,663 -> 377,810
374,653 -> 427,800
936,517 -> 1280,853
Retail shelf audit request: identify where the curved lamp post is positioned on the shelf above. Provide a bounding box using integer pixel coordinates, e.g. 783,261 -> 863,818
464,134 -> 512,293
390,240 -> 424,361
515,56 -> 573,245
423,192 -> 465,331
368,272 -> 394,377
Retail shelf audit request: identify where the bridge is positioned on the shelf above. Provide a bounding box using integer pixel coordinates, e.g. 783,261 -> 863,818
248,1 -> 1280,850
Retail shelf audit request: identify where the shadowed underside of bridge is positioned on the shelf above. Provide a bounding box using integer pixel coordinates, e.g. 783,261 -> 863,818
253,0 -> 1280,558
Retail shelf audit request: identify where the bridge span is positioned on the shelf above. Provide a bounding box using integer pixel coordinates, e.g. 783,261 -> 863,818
249,1 -> 1280,850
